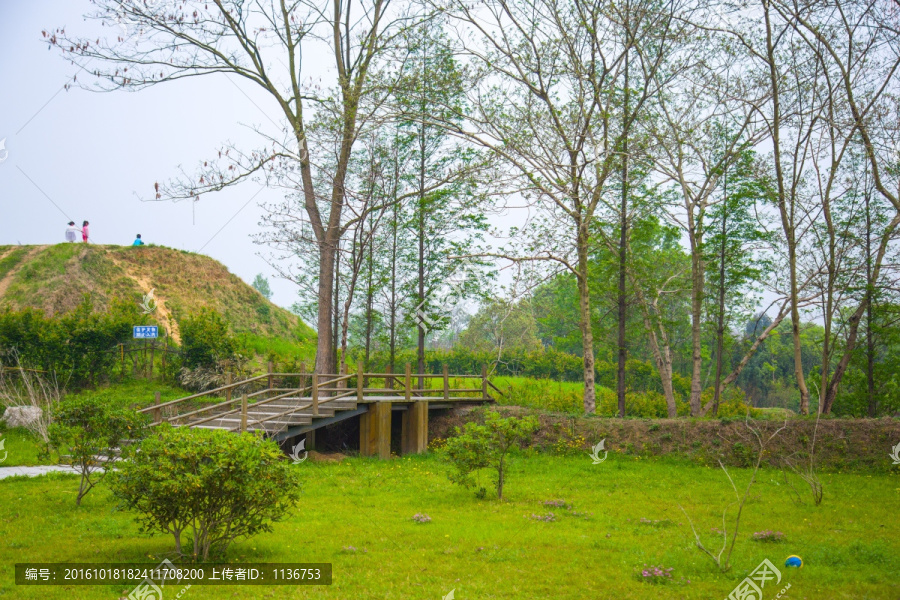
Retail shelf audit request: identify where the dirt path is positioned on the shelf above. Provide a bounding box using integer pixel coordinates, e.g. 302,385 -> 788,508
107,253 -> 182,343
0,246 -> 46,299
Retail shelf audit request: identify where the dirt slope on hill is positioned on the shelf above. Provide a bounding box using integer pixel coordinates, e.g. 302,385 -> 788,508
0,244 -> 312,344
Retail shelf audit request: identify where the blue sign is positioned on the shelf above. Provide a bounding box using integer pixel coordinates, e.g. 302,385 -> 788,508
133,326 -> 159,339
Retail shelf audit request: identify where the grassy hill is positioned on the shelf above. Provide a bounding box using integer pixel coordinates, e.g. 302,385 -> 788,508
0,244 -> 314,347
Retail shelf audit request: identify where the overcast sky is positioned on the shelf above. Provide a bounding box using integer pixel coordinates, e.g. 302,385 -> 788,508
0,1 -> 331,309
0,1 -> 534,320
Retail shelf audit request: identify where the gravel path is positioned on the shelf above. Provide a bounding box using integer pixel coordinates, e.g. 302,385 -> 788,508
0,465 -> 80,479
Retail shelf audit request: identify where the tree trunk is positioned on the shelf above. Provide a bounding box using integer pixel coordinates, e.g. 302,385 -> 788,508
333,244 -> 341,373
576,224 -> 597,414
764,0 -> 809,414
389,200 -> 398,371
365,210 -> 374,367
711,163 -> 728,416
865,187 -> 876,417
689,240 -> 704,416
632,282 -> 678,417
616,49 -> 630,419
700,301 -> 790,415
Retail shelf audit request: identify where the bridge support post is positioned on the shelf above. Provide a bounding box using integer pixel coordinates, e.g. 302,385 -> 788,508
359,403 -> 391,458
402,401 -> 428,455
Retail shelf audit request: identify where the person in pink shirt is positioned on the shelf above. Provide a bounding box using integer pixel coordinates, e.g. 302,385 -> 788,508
82,220 -> 90,243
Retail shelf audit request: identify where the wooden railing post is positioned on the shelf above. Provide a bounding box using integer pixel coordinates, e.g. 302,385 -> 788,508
299,361 -> 307,391
357,360 -> 364,403
482,365 -> 488,400
405,363 -> 412,402
384,364 -> 392,391
443,364 -> 449,401
153,391 -> 161,424
312,372 -> 319,417
225,372 -> 232,404
268,360 -> 274,389
240,393 -> 248,433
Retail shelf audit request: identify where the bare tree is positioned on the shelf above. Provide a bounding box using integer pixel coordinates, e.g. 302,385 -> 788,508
646,47 -> 767,415
680,415 -> 788,572
769,0 -> 900,414
437,0 -> 688,413
49,0 -> 416,374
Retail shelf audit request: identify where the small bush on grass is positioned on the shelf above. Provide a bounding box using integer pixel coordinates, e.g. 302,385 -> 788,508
751,530 -> 785,543
443,410 -> 538,500
49,397 -> 147,505
110,425 -> 301,560
638,565 -> 674,584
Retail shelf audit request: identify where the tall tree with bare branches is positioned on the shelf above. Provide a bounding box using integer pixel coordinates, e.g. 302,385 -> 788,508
49,0 -> 416,375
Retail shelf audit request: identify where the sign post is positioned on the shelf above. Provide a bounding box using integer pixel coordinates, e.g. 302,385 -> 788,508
133,326 -> 159,339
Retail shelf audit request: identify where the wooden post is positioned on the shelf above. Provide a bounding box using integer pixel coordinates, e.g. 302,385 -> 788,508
357,360 -> 364,403
153,391 -> 161,424
225,372 -> 233,404
405,363 -> 412,402
374,402 -> 391,459
359,408 -> 372,457
305,430 -> 315,452
384,364 -> 392,392
359,402 -> 390,458
312,372 -> 319,417
406,401 -> 429,454
268,360 -> 274,390
149,340 -> 155,379
443,364 -> 449,401
482,365 -> 488,400
299,361 -> 307,392
240,394 -> 248,433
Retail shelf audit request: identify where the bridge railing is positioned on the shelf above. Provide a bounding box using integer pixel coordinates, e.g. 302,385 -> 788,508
140,361 -> 501,431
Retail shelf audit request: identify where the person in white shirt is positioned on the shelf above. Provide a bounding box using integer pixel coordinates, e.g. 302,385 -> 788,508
65,221 -> 80,243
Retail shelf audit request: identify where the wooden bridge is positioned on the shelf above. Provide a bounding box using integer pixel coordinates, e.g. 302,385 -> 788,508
138,362 -> 499,458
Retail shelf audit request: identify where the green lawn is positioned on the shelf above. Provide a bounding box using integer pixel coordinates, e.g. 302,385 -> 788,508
1,451 -> 897,599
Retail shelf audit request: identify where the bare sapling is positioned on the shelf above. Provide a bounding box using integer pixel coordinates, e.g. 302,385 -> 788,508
0,352 -> 65,446
781,411 -> 824,505
679,414 -> 788,572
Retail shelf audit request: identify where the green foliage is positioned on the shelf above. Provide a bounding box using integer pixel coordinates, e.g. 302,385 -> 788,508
443,410 -> 539,500
178,308 -> 235,369
49,396 -> 147,504
0,296 -> 141,387
110,425 -> 301,560
457,299 -> 543,353
251,273 -> 273,300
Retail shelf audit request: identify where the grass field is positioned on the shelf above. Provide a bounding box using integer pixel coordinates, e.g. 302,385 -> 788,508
1,450 -> 897,599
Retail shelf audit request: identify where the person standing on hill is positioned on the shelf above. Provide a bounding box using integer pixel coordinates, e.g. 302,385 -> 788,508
65,221 -> 79,242
81,220 -> 90,243
132,234 -> 144,246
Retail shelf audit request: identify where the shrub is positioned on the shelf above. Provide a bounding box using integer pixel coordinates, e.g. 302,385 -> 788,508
178,308 -> 235,370
751,530 -> 785,543
443,410 -> 538,500
0,297 -> 142,387
49,397 -> 148,505
638,565 -> 674,584
110,425 -> 301,560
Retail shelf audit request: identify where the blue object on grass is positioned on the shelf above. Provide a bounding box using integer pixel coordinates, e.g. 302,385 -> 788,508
785,555 -> 803,568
